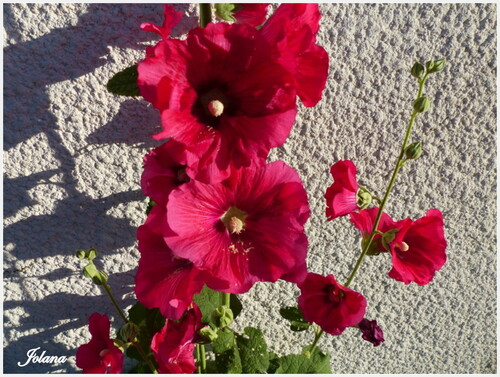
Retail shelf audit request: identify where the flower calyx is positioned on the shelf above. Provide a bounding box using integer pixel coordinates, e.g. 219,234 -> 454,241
356,186 -> 373,210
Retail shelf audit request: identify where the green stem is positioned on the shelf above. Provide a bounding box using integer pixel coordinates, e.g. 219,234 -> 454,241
199,4 -> 212,28
101,283 -> 158,374
200,344 -> 207,372
309,326 -> 324,356
223,292 -> 231,308
196,344 -> 202,374
344,73 -> 429,288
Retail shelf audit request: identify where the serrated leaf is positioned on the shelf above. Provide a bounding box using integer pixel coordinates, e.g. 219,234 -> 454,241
279,306 -> 311,332
106,65 -> 140,96
236,327 -> 269,373
290,320 -> 311,332
215,345 -> 242,374
212,328 -> 235,354
193,285 -> 222,326
127,301 -> 165,360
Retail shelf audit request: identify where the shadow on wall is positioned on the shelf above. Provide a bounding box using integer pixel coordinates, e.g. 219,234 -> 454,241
3,3 -> 194,373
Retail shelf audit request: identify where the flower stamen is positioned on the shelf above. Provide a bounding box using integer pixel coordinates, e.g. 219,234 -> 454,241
397,241 -> 410,252
221,206 -> 248,234
208,100 -> 224,117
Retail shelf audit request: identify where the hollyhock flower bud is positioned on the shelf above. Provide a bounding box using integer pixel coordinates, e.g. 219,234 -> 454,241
325,160 -> 372,220
298,273 -> 366,335
358,318 -> 385,346
164,161 -> 310,293
76,313 -> 123,374
387,209 -> 447,285
151,307 -> 203,374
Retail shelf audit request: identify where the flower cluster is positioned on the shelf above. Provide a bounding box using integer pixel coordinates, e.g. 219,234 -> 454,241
133,3 -> 328,373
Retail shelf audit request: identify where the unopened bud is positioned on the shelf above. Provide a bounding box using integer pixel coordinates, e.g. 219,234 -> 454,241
119,322 -> 139,342
426,59 -> 445,74
76,250 -> 86,259
199,326 -> 219,342
411,62 -> 425,79
87,248 -> 98,261
413,96 -> 430,113
405,142 -> 423,160
381,229 -> 399,252
211,306 -> 233,328
356,187 -> 372,210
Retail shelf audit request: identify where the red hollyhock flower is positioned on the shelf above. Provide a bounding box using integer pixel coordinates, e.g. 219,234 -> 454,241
349,207 -> 396,255
135,205 -> 228,319
325,160 -> 373,220
260,3 -> 329,107
140,4 -> 183,39
298,273 -> 366,336
233,4 -> 270,27
388,209 -> 447,285
164,161 -> 310,293
138,21 -> 297,183
151,307 -> 202,374
76,313 -> 123,374
358,318 -> 385,346
141,140 -> 192,206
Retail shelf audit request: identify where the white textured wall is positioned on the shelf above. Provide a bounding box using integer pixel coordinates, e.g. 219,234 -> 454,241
3,3 -> 496,374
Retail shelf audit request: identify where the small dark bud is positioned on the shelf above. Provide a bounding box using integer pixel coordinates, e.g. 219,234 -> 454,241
405,142 -> 423,160
358,318 -> 385,346
411,62 -> 425,79
426,59 -> 445,74
413,96 -> 430,113
76,250 -> 86,259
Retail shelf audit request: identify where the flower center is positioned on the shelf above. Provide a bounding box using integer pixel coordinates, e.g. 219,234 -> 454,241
396,241 -> 410,252
175,166 -> 190,184
208,100 -> 224,117
221,206 -> 248,234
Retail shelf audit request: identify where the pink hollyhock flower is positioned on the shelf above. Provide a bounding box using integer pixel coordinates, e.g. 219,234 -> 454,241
151,307 -> 202,374
388,209 -> 447,285
76,313 -> 123,374
140,4 -> 183,39
164,161 -> 310,293
325,160 -> 373,220
358,318 -> 384,346
260,3 -> 329,107
233,4 -> 270,27
138,21 -> 297,183
141,140 -> 192,206
349,207 -> 396,255
135,205 -> 228,319
298,273 -> 366,336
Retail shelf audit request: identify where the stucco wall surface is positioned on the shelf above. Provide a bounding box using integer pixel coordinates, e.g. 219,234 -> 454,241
3,3 -> 497,374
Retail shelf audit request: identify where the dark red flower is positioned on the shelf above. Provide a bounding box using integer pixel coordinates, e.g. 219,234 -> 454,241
233,4 -> 270,27
358,318 -> 384,346
138,21 -> 297,183
260,3 -> 329,107
298,273 -> 366,336
151,307 -> 202,374
164,161 -> 310,293
135,205 -> 228,319
388,209 -> 447,285
141,140 -> 192,206
325,160 -> 373,220
140,4 -> 183,39
76,313 -> 123,374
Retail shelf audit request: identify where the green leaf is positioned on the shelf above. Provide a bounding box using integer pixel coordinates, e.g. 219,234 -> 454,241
212,328 -> 235,354
127,301 -> 165,360
193,285 -> 222,326
83,263 -> 98,279
236,327 -> 270,373
106,65 -> 140,96
230,294 -> 242,319
279,306 -> 311,332
215,344 -> 242,374
275,348 -> 332,374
